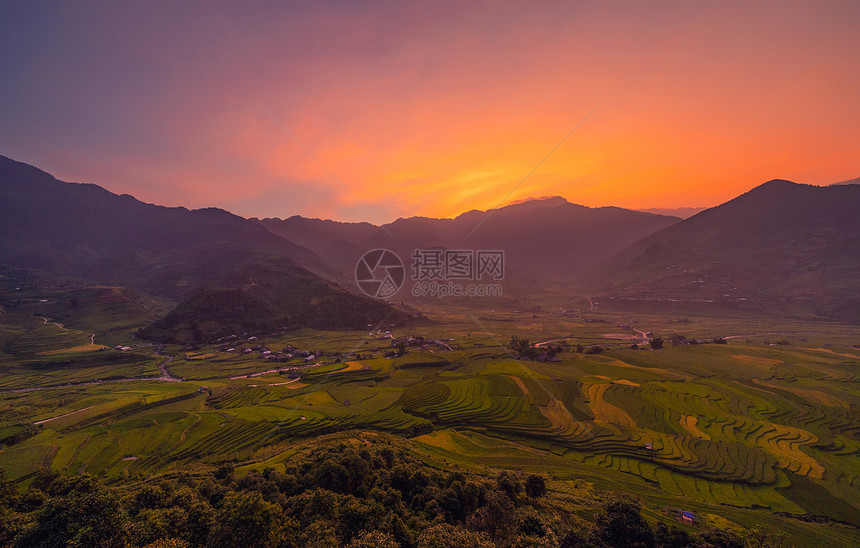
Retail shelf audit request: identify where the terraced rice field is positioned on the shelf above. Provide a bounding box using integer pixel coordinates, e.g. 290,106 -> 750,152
1,304 -> 859,543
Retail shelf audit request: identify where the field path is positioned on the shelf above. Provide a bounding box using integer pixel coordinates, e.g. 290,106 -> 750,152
270,378 -> 307,388
680,415 -> 711,440
157,355 -> 183,382
175,414 -> 202,447
34,405 -> 96,425
632,328 -> 650,341
1,355 -> 184,394
230,365 -> 300,380
534,337 -> 577,348
797,347 -> 860,359
1,377 -> 165,394
582,383 -> 636,428
37,316 -> 68,330
507,375 -> 529,396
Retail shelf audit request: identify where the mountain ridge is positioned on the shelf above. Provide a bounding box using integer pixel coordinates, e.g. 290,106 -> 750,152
258,196 -> 681,286
0,155 -> 405,341
602,179 -> 860,321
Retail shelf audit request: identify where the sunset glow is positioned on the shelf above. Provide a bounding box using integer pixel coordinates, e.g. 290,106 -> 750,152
2,1 -> 858,222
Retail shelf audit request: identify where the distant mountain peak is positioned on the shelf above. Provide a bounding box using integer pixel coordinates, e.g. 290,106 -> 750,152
832,176 -> 860,186
760,178 -> 799,187
636,206 -> 706,219
505,195 -> 569,207
739,178 -> 808,198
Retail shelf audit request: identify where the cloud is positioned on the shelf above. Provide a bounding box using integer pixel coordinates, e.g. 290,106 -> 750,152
2,1 -> 859,221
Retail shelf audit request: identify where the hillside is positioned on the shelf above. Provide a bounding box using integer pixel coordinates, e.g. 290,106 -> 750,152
0,155 -> 335,298
0,431 -> 800,547
0,156 -> 403,339
636,206 -> 708,219
138,256 -> 408,344
602,180 -> 860,321
259,197 -> 681,286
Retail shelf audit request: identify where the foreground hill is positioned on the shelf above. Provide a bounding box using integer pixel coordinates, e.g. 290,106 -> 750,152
0,431 -> 798,547
138,256 -> 406,344
257,197 -> 681,285
603,180 -> 860,321
0,155 -> 403,339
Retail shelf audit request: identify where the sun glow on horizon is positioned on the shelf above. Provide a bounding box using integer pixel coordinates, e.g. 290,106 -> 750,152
1,2 -> 858,223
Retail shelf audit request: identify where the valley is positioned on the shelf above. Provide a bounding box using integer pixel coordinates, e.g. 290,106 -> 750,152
3,2 -> 859,544
0,156 -> 858,545
1,284 -> 857,545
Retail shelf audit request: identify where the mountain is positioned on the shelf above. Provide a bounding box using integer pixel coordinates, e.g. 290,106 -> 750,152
137,256 -> 405,344
253,215 -> 376,284
252,215 -> 379,253
258,197 -> 681,287
636,206 -> 708,219
0,155 -> 335,298
602,180 -> 860,321
0,155 -> 404,339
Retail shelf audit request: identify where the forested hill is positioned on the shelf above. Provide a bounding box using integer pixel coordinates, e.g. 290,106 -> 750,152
0,432 -> 780,547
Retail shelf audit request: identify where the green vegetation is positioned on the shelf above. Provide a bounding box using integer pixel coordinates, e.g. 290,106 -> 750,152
138,257 -> 408,344
0,290 -> 858,546
0,433 -> 799,547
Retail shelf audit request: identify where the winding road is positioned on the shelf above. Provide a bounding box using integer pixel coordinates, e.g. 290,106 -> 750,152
37,316 -> 68,330
157,355 -> 183,382
632,328 -> 650,341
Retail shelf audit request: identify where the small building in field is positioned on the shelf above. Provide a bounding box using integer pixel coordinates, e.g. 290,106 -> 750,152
679,511 -> 695,525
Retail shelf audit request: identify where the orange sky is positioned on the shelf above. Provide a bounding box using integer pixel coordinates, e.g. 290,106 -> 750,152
1,2 -> 858,223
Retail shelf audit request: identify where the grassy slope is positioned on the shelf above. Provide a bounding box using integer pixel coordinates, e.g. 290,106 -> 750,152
0,295 -> 858,545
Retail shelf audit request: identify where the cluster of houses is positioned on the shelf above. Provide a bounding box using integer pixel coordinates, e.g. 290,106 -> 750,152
670,335 -> 728,345
185,329 -> 457,367
389,335 -> 456,353
208,335 -> 345,364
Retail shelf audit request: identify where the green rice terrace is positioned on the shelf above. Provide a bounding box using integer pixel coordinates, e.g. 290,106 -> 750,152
0,289 -> 858,546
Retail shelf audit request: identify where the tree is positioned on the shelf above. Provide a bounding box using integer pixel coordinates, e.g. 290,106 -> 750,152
655,522 -> 693,548
698,528 -> 744,548
144,540 -> 190,548
518,510 -> 547,537
466,490 -> 516,542
14,486 -> 129,548
592,499 -> 655,548
345,530 -> 399,548
524,475 -> 547,500
558,529 -> 590,548
496,471 -> 522,501
670,334 -> 688,346
206,491 -> 295,548
417,523 -> 493,548
510,336 -> 539,360
649,337 -> 664,350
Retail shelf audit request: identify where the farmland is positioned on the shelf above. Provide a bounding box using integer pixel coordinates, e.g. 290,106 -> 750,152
0,291 -> 858,545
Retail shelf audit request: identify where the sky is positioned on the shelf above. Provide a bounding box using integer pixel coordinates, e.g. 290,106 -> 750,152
1,1 -> 859,224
